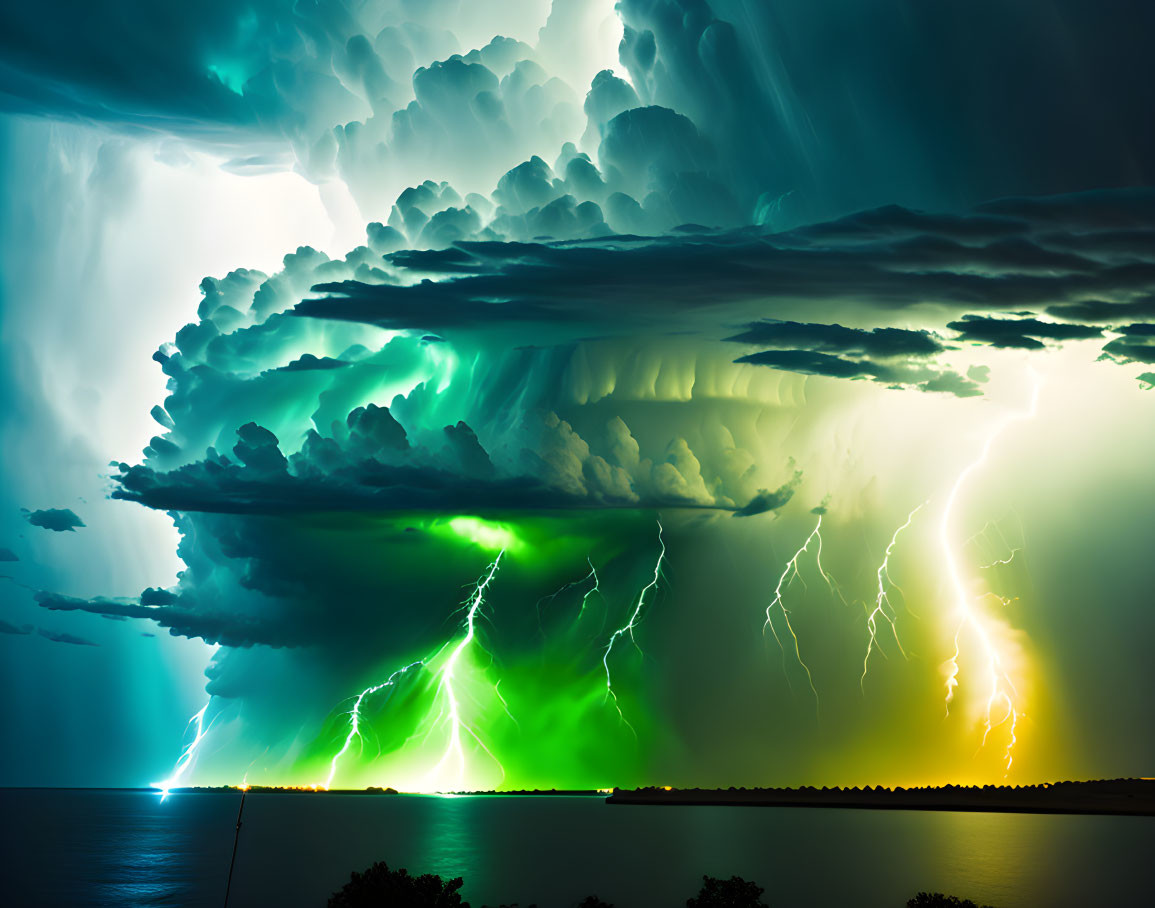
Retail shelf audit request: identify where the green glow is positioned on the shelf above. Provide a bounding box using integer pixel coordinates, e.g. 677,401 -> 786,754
445,517 -> 524,554
291,510 -> 657,792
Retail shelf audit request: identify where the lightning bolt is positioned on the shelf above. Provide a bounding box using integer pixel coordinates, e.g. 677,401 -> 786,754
763,514 -> 824,712
536,558 -> 602,633
980,549 -> 1021,570
576,558 -> 602,625
602,520 -> 665,732
860,503 -> 926,690
424,551 -> 505,791
323,660 -> 423,789
153,701 -> 211,800
941,375 -> 1041,774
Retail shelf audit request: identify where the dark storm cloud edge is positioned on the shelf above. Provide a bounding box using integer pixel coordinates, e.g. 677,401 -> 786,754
295,187 -> 1155,343
279,188 -> 1155,396
22,507 -> 85,532
34,589 -> 284,648
36,433 -> 804,647
111,407 -> 802,521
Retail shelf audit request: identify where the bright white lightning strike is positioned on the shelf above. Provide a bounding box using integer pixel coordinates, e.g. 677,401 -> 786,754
153,701 -> 211,800
764,514 -> 825,712
323,660 -> 423,789
860,503 -> 926,690
941,375 -> 1042,774
424,551 -> 505,791
602,520 -> 666,732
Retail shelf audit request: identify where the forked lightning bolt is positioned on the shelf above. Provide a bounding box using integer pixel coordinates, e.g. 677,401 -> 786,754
576,558 -> 601,624
424,551 -> 505,791
537,559 -> 601,632
861,503 -> 926,690
153,701 -> 211,800
941,375 -> 1042,774
602,520 -> 665,732
323,660 -> 423,789
764,514 -> 825,712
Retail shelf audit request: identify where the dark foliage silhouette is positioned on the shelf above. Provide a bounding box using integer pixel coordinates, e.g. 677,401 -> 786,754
325,862 -> 1002,908
907,894 -> 993,908
685,875 -> 768,908
327,861 -> 468,907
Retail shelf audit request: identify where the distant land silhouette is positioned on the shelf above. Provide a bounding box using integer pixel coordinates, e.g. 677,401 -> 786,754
155,778 -> 1155,815
607,779 -> 1155,816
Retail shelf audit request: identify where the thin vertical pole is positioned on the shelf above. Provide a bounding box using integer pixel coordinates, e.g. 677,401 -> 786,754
223,788 -> 247,908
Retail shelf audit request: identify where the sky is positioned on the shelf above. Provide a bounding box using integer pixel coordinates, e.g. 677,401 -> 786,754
0,0 -> 1152,791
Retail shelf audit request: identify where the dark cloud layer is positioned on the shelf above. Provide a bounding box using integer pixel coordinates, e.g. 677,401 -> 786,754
23,508 -> 85,532
35,590 -> 291,649
724,321 -> 944,358
111,417 -> 762,518
946,316 -> 1105,350
733,350 -> 982,397
1100,339 -> 1155,366
298,189 -> 1155,340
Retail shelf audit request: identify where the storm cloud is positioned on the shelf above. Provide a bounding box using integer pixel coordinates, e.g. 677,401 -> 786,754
23,508 -> 85,532
5,0 -> 1155,794
946,316 -> 1106,350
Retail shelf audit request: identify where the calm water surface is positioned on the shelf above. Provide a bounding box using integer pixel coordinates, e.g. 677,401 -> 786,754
1,790 -> 1150,907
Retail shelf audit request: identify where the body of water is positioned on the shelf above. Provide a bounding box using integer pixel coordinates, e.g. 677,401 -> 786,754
1,790 -> 1150,906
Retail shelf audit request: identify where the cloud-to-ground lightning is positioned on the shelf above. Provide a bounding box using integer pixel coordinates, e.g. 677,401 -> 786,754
602,520 -> 666,732
153,701 -> 211,800
763,514 -> 825,713
323,660 -> 423,789
424,551 -> 506,791
941,375 -> 1042,774
860,503 -> 926,690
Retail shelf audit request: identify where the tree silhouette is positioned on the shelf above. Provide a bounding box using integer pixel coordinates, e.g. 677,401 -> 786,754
686,875 -> 768,908
907,893 -> 993,908
327,861 -> 469,907
574,898 -> 614,908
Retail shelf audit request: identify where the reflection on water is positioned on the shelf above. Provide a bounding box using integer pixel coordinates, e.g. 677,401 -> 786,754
421,795 -> 482,882
1,790 -> 1151,907
98,820 -> 188,906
